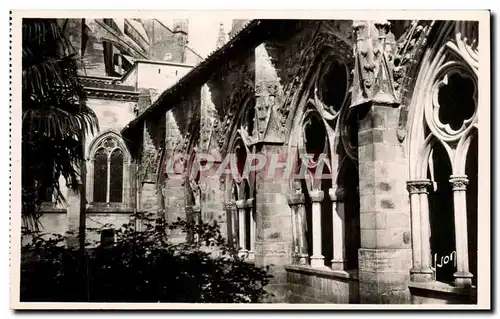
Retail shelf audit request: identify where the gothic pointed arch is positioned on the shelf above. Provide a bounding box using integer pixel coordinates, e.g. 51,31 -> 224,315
86,129 -> 132,206
407,20 -> 479,180
221,92 -> 256,155
405,20 -> 479,287
284,41 -> 360,270
283,31 -> 353,145
286,44 -> 354,193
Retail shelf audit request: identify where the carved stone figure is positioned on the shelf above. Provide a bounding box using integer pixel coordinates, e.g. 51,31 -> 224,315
351,20 -> 397,107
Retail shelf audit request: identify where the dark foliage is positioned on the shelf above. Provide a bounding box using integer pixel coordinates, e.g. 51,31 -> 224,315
20,213 -> 272,303
22,18 -> 98,230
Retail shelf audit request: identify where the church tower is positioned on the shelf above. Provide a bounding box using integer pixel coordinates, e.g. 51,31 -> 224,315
215,22 -> 227,49
173,19 -> 188,63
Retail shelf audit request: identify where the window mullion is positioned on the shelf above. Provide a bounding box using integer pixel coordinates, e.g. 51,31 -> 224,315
106,152 -> 111,203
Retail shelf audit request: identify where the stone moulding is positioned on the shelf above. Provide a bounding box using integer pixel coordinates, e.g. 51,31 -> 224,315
84,87 -> 140,102
408,281 -> 477,298
285,264 -> 359,281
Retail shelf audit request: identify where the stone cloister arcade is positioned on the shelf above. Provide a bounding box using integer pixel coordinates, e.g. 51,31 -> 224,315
120,19 -> 480,304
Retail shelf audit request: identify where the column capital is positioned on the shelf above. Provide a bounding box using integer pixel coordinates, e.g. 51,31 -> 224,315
329,187 -> 346,201
246,198 -> 255,208
287,193 -> 305,205
406,179 -> 432,194
224,201 -> 237,211
449,175 -> 469,191
235,199 -> 248,209
309,190 -> 324,202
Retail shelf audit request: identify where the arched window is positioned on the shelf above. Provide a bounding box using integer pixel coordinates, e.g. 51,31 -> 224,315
407,21 -> 478,288
89,134 -> 129,204
109,149 -> 124,203
287,55 -> 358,272
93,149 -> 108,202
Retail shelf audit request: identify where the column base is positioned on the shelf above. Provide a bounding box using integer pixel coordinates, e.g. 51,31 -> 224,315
410,267 -> 434,282
454,271 -> 473,288
238,249 -> 249,259
331,259 -> 346,270
310,255 -> 326,268
294,253 -> 308,265
248,250 -> 255,261
358,248 -> 412,304
297,253 -> 308,265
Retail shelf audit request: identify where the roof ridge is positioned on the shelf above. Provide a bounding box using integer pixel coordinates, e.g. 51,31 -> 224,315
121,19 -> 261,138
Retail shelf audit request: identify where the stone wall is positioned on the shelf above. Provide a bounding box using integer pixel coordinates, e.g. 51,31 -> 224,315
66,18 -> 192,77
409,282 -> 477,304
285,266 -> 359,303
200,175 -> 227,237
142,19 -> 190,63
86,98 -> 137,138
133,62 -> 193,92
85,212 -> 133,245
21,211 -> 68,246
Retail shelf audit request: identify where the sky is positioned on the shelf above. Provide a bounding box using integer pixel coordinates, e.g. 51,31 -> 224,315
187,18 -> 234,58
159,17 -> 234,58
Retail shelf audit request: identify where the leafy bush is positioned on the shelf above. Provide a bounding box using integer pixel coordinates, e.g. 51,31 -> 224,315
20,213 -> 272,303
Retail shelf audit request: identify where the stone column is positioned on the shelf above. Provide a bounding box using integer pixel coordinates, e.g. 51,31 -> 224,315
296,201 -> 308,265
406,179 -> 433,282
352,20 -> 412,304
106,156 -> 111,203
289,197 -> 298,263
418,180 -> 433,278
247,198 -> 256,260
254,144 -> 292,302
224,201 -> 238,250
199,159 -> 226,238
163,176 -> 186,245
356,103 -> 412,304
193,204 -> 201,243
236,199 -> 248,257
309,189 -> 325,268
254,41 -> 291,301
287,191 -> 308,265
329,187 -> 347,270
185,205 -> 195,242
449,175 -> 473,287
125,161 -> 133,207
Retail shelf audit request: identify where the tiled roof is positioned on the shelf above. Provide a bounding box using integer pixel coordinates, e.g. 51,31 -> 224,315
121,19 -> 261,139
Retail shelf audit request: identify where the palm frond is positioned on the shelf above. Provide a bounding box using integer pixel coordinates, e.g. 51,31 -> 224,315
22,18 -> 99,230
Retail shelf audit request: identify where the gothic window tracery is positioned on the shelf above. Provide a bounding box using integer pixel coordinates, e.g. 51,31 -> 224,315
407,21 -> 478,288
244,102 -> 256,137
89,133 -> 130,205
288,51 -> 360,271
422,66 -> 478,286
